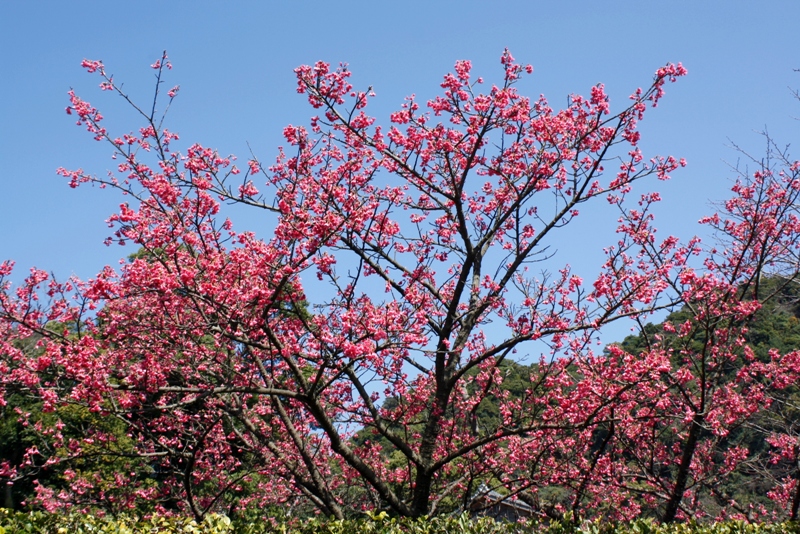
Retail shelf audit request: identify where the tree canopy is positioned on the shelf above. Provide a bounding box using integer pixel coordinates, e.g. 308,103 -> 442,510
2,51 -> 800,523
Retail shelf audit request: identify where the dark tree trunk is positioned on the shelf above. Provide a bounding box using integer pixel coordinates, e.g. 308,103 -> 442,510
662,414 -> 703,522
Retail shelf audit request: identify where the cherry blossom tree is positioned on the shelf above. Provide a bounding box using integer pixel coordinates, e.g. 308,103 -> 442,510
519,127 -> 800,523
7,50 -> 793,521
598,204 -> 799,521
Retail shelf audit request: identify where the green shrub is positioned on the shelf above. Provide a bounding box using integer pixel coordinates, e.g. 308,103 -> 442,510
1,509 -> 799,534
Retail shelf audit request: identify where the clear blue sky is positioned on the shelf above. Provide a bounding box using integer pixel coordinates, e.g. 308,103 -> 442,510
1,1 -> 799,314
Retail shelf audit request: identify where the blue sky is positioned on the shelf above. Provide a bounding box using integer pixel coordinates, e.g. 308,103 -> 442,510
1,1 -> 799,339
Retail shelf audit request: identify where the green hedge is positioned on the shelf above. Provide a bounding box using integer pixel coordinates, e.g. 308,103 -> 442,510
1,509 -> 799,534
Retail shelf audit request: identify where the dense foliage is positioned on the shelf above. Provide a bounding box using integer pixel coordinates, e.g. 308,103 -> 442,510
2,509 -> 800,534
